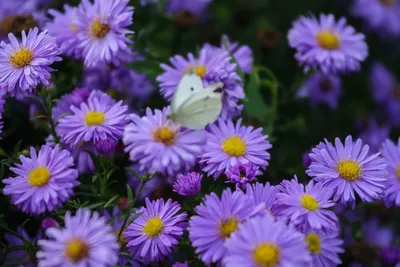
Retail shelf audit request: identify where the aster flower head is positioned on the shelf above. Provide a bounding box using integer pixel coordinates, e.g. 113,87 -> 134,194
157,44 -> 244,120
37,209 -> 119,267
304,230 -> 344,267
357,117 -> 390,152
201,118 -> 272,178
277,178 -> 338,231
351,0 -> 400,38
225,162 -> 260,189
2,144 -> 79,214
362,218 -> 394,248
52,87 -> 90,122
307,135 -> 388,207
41,217 -> 59,230
218,35 -> 253,73
75,0 -> 134,67
288,14 -> 368,74
57,90 -> 128,146
124,198 -> 187,263
166,0 -> 212,16
381,138 -> 400,206
173,172 -> 202,196
47,5 -> 81,58
245,182 -> 280,217
123,107 -> 205,176
297,72 -> 342,109
95,139 -> 117,157
0,28 -> 62,98
223,214 -> 311,267
188,188 -> 264,264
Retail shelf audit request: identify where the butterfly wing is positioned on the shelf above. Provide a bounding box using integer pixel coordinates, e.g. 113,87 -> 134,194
171,70 -> 204,113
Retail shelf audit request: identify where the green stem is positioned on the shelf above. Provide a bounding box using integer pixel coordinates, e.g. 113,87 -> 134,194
40,93 -> 60,144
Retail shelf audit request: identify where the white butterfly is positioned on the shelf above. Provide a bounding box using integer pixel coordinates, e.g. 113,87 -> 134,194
169,70 -> 224,130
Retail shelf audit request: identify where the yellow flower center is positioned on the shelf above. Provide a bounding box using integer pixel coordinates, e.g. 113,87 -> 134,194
301,194 -> 319,211
9,48 -> 33,68
142,217 -> 163,237
316,31 -> 340,50
194,65 -> 207,77
337,160 -> 361,181
153,127 -> 176,146
90,19 -> 110,39
305,233 -> 321,254
28,167 -> 50,187
222,136 -> 247,157
253,243 -> 281,267
114,230 -> 126,245
396,167 -> 400,180
85,111 -> 105,126
65,238 -> 89,263
70,24 -> 78,32
1,15 -> 38,36
219,218 -> 239,239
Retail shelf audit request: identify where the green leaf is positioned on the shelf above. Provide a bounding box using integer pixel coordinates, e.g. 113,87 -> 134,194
104,195 -> 119,208
127,184 -> 133,202
244,69 -> 268,121
84,202 -> 106,210
125,167 -> 141,181
125,211 -> 142,226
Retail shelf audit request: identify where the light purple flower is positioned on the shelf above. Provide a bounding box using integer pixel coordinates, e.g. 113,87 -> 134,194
2,144 -> 79,214
47,5 -> 81,58
304,230 -> 344,267
157,44 -> 244,119
124,198 -> 187,263
188,188 -> 264,265
223,214 -> 311,267
0,28 -> 62,97
200,118 -> 272,178
288,14 -> 368,74
37,209 -> 119,267
123,107 -> 205,176
245,182 -> 280,217
362,218 -> 394,248
297,72 -> 342,109
57,90 -> 128,146
41,217 -> 59,230
173,172 -> 202,196
351,0 -> 400,38
166,0 -> 212,16
277,178 -> 338,231
381,138 -> 400,206
357,117 -> 390,152
307,135 -> 388,207
172,261 -> 188,267
225,162 -> 260,189
52,87 -> 91,122
95,139 -> 117,157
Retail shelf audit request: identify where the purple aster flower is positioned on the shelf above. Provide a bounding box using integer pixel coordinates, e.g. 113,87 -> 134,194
303,151 -> 312,168
362,219 -> 394,248
173,172 -> 202,196
65,141 -> 97,174
41,217 -> 59,230
52,87 -> 90,122
225,162 -> 260,189
288,14 -> 368,74
127,164 -> 166,200
351,0 -> 400,38
297,72 -> 342,109
188,188 -> 264,265
75,0 -> 134,67
357,117 -> 390,152
124,198 -> 187,263
123,107 -> 205,176
157,44 -> 244,120
381,245 -> 400,265
37,209 -> 120,267
109,67 -> 155,107
95,139 -> 117,157
223,214 -> 311,267
304,230 -> 344,267
47,5 -> 81,58
166,0 -> 212,16
2,144 -> 79,214
307,135 -> 388,207
172,261 -> 188,267
0,28 -> 62,98
81,65 -> 111,90
381,139 -> 400,206
220,35 -> 253,74
245,182 -> 280,217
277,178 -> 338,232
200,118 -> 272,178
57,90 -> 128,146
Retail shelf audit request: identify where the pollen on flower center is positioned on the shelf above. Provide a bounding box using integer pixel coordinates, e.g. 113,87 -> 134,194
396,167 -> 400,180
142,217 -> 163,237
219,218 -> 239,239
187,65 -> 207,78
337,160 -> 361,181
222,136 -> 247,157
90,19 -> 110,39
305,233 -> 321,254
301,194 -> 319,211
153,127 -> 176,145
9,48 -> 33,68
65,238 -> 89,263
253,243 -> 281,267
85,111 -> 105,126
28,167 -> 50,187
316,30 -> 340,50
